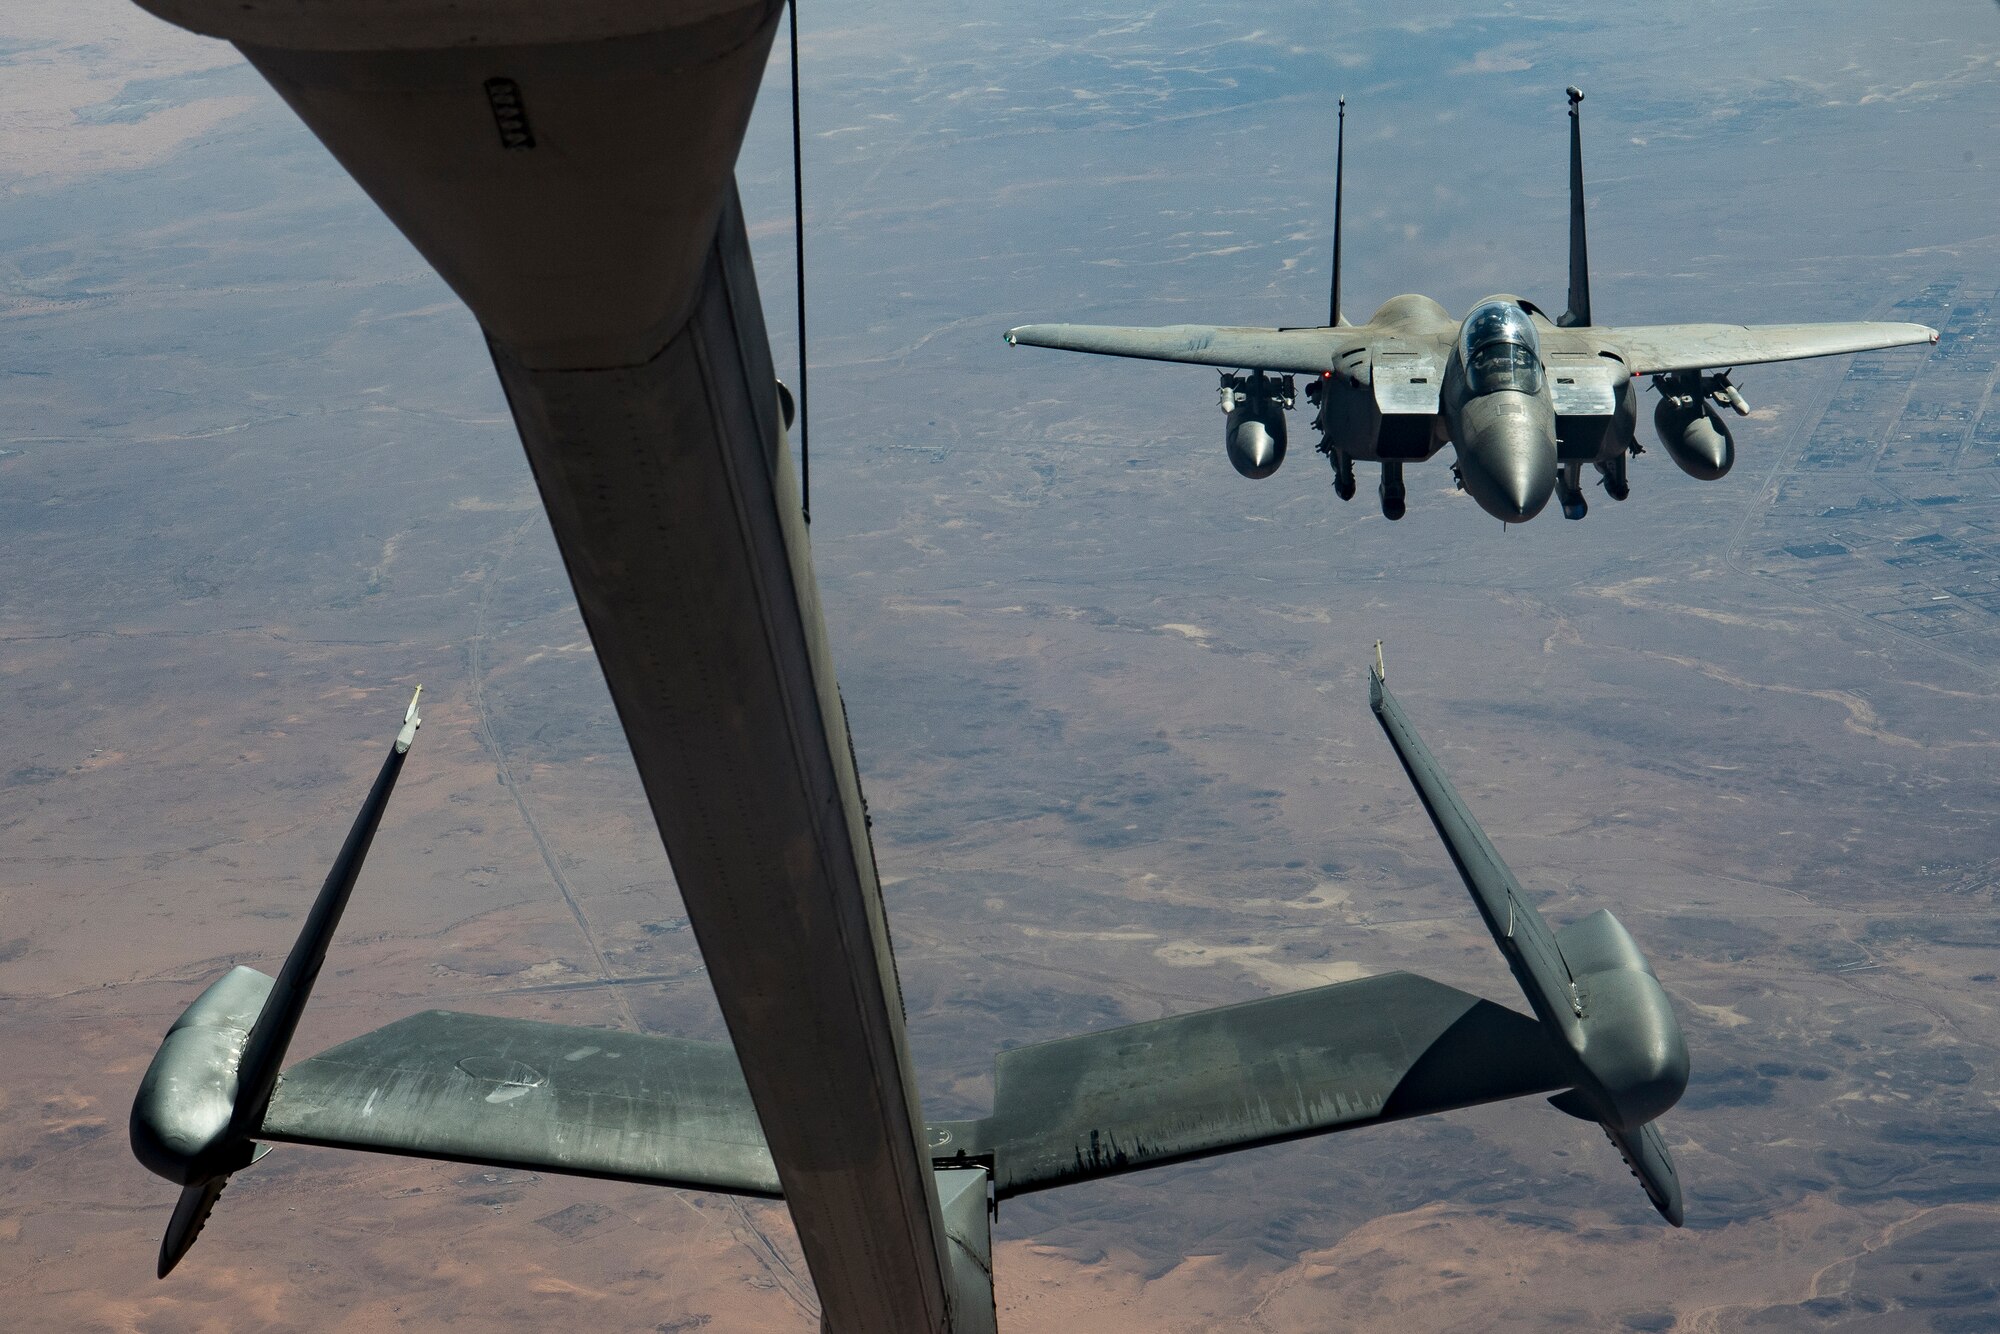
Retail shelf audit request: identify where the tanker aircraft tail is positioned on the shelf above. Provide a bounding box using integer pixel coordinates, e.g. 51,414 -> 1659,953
1367,651 -> 1686,1222
132,657 -> 1688,1287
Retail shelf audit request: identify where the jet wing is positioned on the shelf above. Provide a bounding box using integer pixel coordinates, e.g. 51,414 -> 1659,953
258,1010 -> 780,1197
1597,321 -> 1935,375
936,970 -> 1569,1197
1005,322 -> 1359,374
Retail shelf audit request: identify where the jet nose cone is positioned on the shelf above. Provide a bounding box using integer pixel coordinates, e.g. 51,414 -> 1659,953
1454,394 -> 1557,523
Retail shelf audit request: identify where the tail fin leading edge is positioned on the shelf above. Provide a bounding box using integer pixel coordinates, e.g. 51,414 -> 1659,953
1369,653 -> 1688,1225
1328,95 -> 1347,327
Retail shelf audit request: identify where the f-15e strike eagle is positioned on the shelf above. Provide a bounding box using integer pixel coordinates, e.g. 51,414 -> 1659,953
1006,88 -> 1939,524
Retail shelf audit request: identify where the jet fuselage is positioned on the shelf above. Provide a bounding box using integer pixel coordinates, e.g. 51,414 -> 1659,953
1306,294 -> 1642,524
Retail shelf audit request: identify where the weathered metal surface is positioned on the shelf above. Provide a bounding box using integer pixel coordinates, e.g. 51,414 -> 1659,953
227,6 -> 784,371
257,971 -> 1570,1213
933,1169 -> 997,1334
1371,350 -> 1444,417
262,1010 -> 782,1196
131,966 -> 275,1188
122,4 -> 956,1326
935,970 -> 1567,1197
1369,664 -> 1688,1224
1006,323 -> 1357,374
483,203 -> 954,1330
1546,356 -> 1622,418
1005,317 -> 1932,382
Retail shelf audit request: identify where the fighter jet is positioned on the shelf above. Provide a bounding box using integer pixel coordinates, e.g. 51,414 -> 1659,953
111,2 -> 1689,1322
1005,89 -> 1939,524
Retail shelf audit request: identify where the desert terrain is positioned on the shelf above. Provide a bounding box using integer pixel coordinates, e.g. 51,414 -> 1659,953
3,2 -> 1999,1329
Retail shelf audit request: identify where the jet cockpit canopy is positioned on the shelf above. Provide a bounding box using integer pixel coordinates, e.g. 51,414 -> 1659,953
1459,301 -> 1544,396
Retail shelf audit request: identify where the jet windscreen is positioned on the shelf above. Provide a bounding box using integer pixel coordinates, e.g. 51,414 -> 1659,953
1460,301 -> 1544,396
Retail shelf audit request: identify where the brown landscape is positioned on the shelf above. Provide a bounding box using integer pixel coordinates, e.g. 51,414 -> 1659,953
3,2 -> 1999,1330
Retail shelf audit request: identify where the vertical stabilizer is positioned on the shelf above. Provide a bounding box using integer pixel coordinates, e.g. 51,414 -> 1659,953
1329,96 -> 1347,327
1368,652 -> 1690,1227
133,690 -> 422,1275
1560,85 -> 1592,328
231,686 -> 421,1140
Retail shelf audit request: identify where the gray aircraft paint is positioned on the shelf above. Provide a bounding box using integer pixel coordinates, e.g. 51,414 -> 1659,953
1005,89 -> 1937,524
119,3 -> 1691,1324
136,658 -> 1690,1334
123,1 -> 964,1328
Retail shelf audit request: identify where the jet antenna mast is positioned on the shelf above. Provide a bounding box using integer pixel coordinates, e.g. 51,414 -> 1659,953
1329,95 -> 1346,328
789,0 -> 812,524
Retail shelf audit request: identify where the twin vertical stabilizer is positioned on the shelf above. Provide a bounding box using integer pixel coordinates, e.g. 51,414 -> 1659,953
1560,85 -> 1593,328
1330,86 -> 1590,330
1328,96 -> 1347,327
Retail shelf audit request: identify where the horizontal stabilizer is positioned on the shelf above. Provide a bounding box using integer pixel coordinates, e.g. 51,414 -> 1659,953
261,1010 -> 780,1197
1006,322 -> 1354,374
936,970 -> 1568,1197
